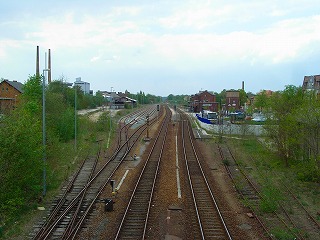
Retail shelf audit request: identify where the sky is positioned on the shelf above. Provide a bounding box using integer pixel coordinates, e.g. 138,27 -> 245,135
1,0 -> 320,96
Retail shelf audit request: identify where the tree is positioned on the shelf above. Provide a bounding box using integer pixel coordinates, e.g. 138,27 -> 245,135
254,90 -> 269,112
21,74 -> 43,114
238,89 -> 247,107
294,92 -> 320,165
0,75 -> 43,224
265,86 -> 304,166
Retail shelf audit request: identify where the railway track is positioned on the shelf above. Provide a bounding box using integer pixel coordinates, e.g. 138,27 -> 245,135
31,152 -> 100,239
114,106 -> 171,239
247,155 -> 320,239
31,105 -> 161,239
278,184 -> 320,239
219,143 -> 320,240
180,114 -> 232,239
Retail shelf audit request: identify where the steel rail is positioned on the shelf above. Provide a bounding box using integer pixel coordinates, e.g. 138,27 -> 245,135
117,105 -> 157,149
181,117 -> 233,240
226,145 -> 303,239
222,143 -> 303,239
61,144 -> 101,239
66,106 -> 165,239
37,151 -> 101,240
114,106 -> 171,239
32,152 -> 90,239
66,111 -> 160,240
33,106 -> 161,239
218,145 -> 273,239
247,155 -> 320,238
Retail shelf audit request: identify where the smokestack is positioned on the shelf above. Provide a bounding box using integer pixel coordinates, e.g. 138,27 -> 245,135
242,81 -> 245,91
48,49 -> 51,83
36,46 -> 40,77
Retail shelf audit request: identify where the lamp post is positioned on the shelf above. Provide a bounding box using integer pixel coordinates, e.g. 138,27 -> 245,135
110,87 -> 114,109
42,68 -> 50,197
74,85 -> 77,151
110,87 -> 113,132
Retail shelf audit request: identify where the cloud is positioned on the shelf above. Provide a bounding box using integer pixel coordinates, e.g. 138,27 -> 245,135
2,0 -> 320,95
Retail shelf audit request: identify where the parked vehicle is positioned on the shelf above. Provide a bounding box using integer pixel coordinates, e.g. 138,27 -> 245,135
202,110 -> 218,124
252,113 -> 266,122
230,112 -> 245,124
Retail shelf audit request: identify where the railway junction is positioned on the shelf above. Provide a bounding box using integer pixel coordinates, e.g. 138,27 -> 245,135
29,105 -> 319,240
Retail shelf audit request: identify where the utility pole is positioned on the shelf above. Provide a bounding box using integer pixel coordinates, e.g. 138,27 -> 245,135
42,68 -> 50,197
74,85 -> 77,151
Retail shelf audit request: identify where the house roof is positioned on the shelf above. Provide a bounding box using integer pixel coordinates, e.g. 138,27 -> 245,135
1,80 -> 24,93
196,90 -> 214,96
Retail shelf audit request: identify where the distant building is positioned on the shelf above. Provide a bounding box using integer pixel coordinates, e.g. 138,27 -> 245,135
225,90 -> 240,112
0,79 -> 24,113
100,91 -> 137,109
302,75 -> 320,94
189,90 -> 219,113
74,77 -> 91,94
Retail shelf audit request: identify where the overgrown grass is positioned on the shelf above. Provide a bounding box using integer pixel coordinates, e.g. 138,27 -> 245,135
227,136 -> 320,237
270,228 -> 296,240
259,185 -> 283,213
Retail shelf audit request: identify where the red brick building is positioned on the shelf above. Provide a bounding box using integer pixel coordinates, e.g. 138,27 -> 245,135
190,90 -> 219,113
225,90 -> 240,112
0,80 -> 24,113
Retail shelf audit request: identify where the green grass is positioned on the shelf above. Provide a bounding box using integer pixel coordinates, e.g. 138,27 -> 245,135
259,185 -> 283,213
270,227 -> 296,240
227,136 -> 320,237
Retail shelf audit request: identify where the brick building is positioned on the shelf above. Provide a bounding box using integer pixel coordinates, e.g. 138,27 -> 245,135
190,90 -> 219,113
302,75 -> 320,94
0,79 -> 24,113
225,90 -> 240,112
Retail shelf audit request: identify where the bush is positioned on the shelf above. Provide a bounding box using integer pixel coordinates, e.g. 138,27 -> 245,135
96,112 -> 111,132
296,161 -> 320,183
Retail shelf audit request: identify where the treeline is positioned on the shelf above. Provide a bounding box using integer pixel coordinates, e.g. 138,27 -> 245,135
128,91 -> 162,105
0,75 -> 107,237
258,85 -> 320,182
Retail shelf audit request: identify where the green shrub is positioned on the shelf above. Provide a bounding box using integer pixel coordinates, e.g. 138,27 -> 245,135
295,159 -> 320,183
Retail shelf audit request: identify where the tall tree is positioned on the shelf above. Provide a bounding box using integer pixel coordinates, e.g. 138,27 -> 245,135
254,90 -> 269,112
265,85 -> 304,166
0,75 -> 43,223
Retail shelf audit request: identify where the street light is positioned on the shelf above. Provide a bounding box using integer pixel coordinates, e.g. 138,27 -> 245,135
74,85 -> 77,151
42,68 -> 50,197
110,87 -> 114,109
110,87 -> 114,133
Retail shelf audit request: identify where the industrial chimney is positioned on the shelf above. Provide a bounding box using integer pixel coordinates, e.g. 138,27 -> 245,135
242,81 -> 245,91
